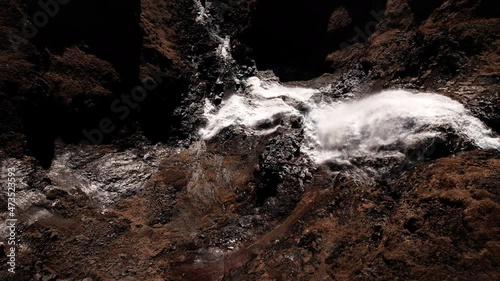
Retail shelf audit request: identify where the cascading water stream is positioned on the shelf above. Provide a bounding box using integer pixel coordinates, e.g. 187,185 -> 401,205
193,1 -> 500,180
192,0 -> 244,102
200,74 -> 500,178
194,0 -> 234,64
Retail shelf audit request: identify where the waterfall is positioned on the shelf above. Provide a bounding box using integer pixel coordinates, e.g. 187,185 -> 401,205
194,0 -> 234,65
193,1 -> 500,180
200,74 -> 500,178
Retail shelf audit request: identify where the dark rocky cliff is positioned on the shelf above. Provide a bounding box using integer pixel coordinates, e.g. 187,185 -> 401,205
1,0 -> 499,166
0,0 -> 499,280
1,0 -> 205,167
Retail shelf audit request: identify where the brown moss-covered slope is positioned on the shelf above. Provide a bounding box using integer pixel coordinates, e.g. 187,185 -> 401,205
5,146 -> 498,280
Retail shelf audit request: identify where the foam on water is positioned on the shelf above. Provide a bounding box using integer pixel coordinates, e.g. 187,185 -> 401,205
193,1 -> 233,65
245,76 -> 319,102
305,90 -> 500,163
200,76 -> 500,167
194,0 -> 209,23
199,76 -> 319,139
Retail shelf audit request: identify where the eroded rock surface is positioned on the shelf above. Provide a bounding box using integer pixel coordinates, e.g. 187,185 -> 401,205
0,0 -> 499,280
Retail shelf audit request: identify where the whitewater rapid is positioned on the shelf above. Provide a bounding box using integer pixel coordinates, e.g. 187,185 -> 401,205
194,0 -> 500,170
200,75 -> 500,168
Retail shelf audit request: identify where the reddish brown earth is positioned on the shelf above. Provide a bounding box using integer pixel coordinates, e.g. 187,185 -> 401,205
2,145 -> 498,280
0,0 -> 499,280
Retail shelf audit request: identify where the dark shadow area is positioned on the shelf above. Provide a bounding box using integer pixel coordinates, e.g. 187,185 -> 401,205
243,0 -> 339,81
408,0 -> 445,23
138,70 -> 192,143
255,167 -> 280,206
243,0 -> 386,81
327,0 -> 386,55
19,0 -> 144,167
21,85 -> 57,169
28,0 -> 143,82
476,0 -> 500,18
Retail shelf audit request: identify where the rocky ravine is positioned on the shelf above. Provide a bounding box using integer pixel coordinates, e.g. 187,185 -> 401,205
0,0 -> 499,280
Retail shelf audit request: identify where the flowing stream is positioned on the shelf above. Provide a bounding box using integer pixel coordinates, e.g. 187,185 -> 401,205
200,75 -> 500,166
194,0 -> 500,178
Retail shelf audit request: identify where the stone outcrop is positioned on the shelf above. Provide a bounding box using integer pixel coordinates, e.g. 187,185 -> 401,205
0,0 -> 499,280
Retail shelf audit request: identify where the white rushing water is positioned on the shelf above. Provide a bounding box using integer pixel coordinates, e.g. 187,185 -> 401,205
193,0 -> 500,172
200,75 -> 500,166
199,77 -> 319,139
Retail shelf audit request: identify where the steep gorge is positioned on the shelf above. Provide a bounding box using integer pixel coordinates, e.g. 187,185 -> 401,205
0,0 -> 499,280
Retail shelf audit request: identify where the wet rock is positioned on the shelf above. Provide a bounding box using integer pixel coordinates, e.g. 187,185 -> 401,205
41,274 -> 58,281
255,129 -> 311,219
47,144 -> 167,204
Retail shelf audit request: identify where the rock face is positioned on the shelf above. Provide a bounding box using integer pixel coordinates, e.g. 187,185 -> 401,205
231,0 -> 499,130
238,0 -> 386,80
237,150 -> 500,280
0,0 -> 203,167
0,0 -> 499,280
1,0 -> 498,164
